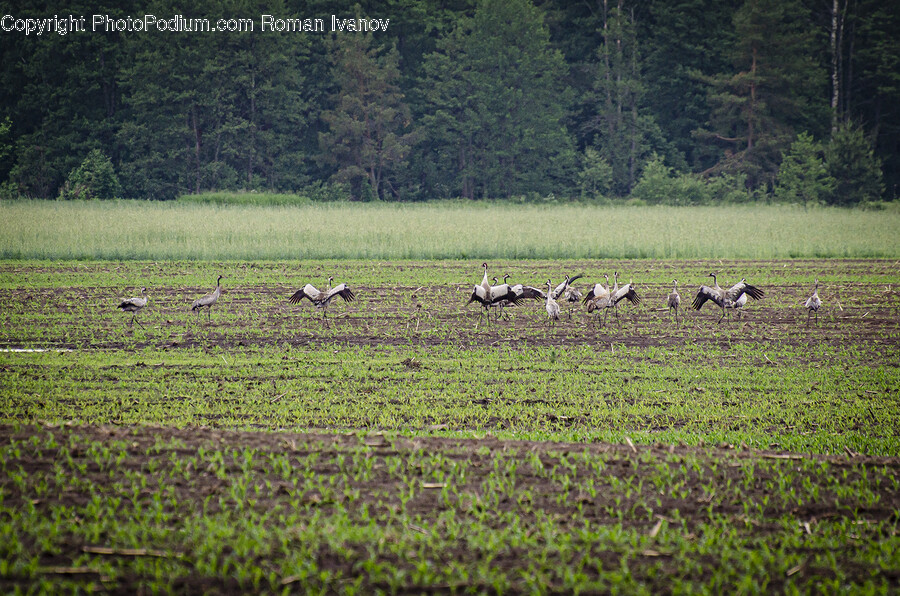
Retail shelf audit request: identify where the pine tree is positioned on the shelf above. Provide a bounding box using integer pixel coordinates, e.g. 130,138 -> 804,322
694,0 -> 827,190
774,132 -> 835,206
420,0 -> 574,199
585,0 -> 668,197
318,33 -> 416,201
642,0 -> 736,172
825,121 -> 884,206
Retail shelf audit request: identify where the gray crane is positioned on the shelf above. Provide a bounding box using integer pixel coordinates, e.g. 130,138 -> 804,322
607,271 -> 641,323
118,287 -> 148,328
583,274 -> 611,326
691,273 -> 764,323
191,275 -> 223,321
667,279 -> 681,324
495,273 -> 544,319
545,280 -> 561,323
550,274 -> 583,301
804,279 -> 822,326
466,264 -> 520,317
289,277 -> 356,320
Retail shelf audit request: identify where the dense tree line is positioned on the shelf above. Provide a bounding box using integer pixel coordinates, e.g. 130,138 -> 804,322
0,0 -> 896,204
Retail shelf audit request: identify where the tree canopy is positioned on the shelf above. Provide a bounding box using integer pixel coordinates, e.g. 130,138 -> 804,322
1,0 -> 896,202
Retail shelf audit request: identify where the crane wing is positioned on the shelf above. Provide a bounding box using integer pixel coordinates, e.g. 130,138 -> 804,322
583,283 -> 609,304
691,285 -> 719,310
551,274 -> 583,299
513,284 -> 545,300
564,287 -> 582,302
325,283 -> 356,304
467,284 -> 488,305
118,296 -> 146,310
726,281 -> 764,302
288,284 -> 318,305
490,286 -> 521,306
613,284 -> 640,306
192,293 -> 215,310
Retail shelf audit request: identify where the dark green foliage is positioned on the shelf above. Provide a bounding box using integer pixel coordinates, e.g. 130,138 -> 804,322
774,132 -> 835,206
694,0 -> 827,190
58,150 -> 122,200
631,155 -> 754,205
640,0 -> 738,172
577,148 -> 614,199
419,0 -> 575,199
175,191 -> 311,206
0,0 -> 895,202
318,32 -> 416,201
843,0 -> 900,198
824,122 -> 885,206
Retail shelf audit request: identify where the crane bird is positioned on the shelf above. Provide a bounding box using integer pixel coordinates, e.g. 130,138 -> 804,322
289,277 -> 356,320
607,271 -> 641,322
691,273 -> 764,323
545,274 -> 582,319
118,287 -> 148,328
466,264 -> 520,317
508,275 -> 546,301
491,275 -> 517,318
192,275 -> 223,321
550,274 -> 583,300
545,280 -> 561,323
562,286 -> 583,319
804,279 -> 822,326
667,279 -> 681,323
728,292 -> 749,318
583,274 -> 611,326
496,274 -> 544,318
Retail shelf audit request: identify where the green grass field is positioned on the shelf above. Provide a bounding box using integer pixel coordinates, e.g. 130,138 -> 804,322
1,200 -> 899,260
1,203 -> 898,592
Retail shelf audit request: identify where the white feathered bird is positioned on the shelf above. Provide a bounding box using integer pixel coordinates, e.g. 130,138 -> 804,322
545,280 -> 560,323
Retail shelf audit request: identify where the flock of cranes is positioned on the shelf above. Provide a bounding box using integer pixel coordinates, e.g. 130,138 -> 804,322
462,263 -> 825,327
116,265 -> 825,329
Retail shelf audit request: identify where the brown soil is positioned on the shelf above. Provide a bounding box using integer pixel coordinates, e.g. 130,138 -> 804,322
2,423 -> 898,593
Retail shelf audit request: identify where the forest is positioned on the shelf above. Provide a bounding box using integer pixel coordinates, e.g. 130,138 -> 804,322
0,0 -> 896,204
